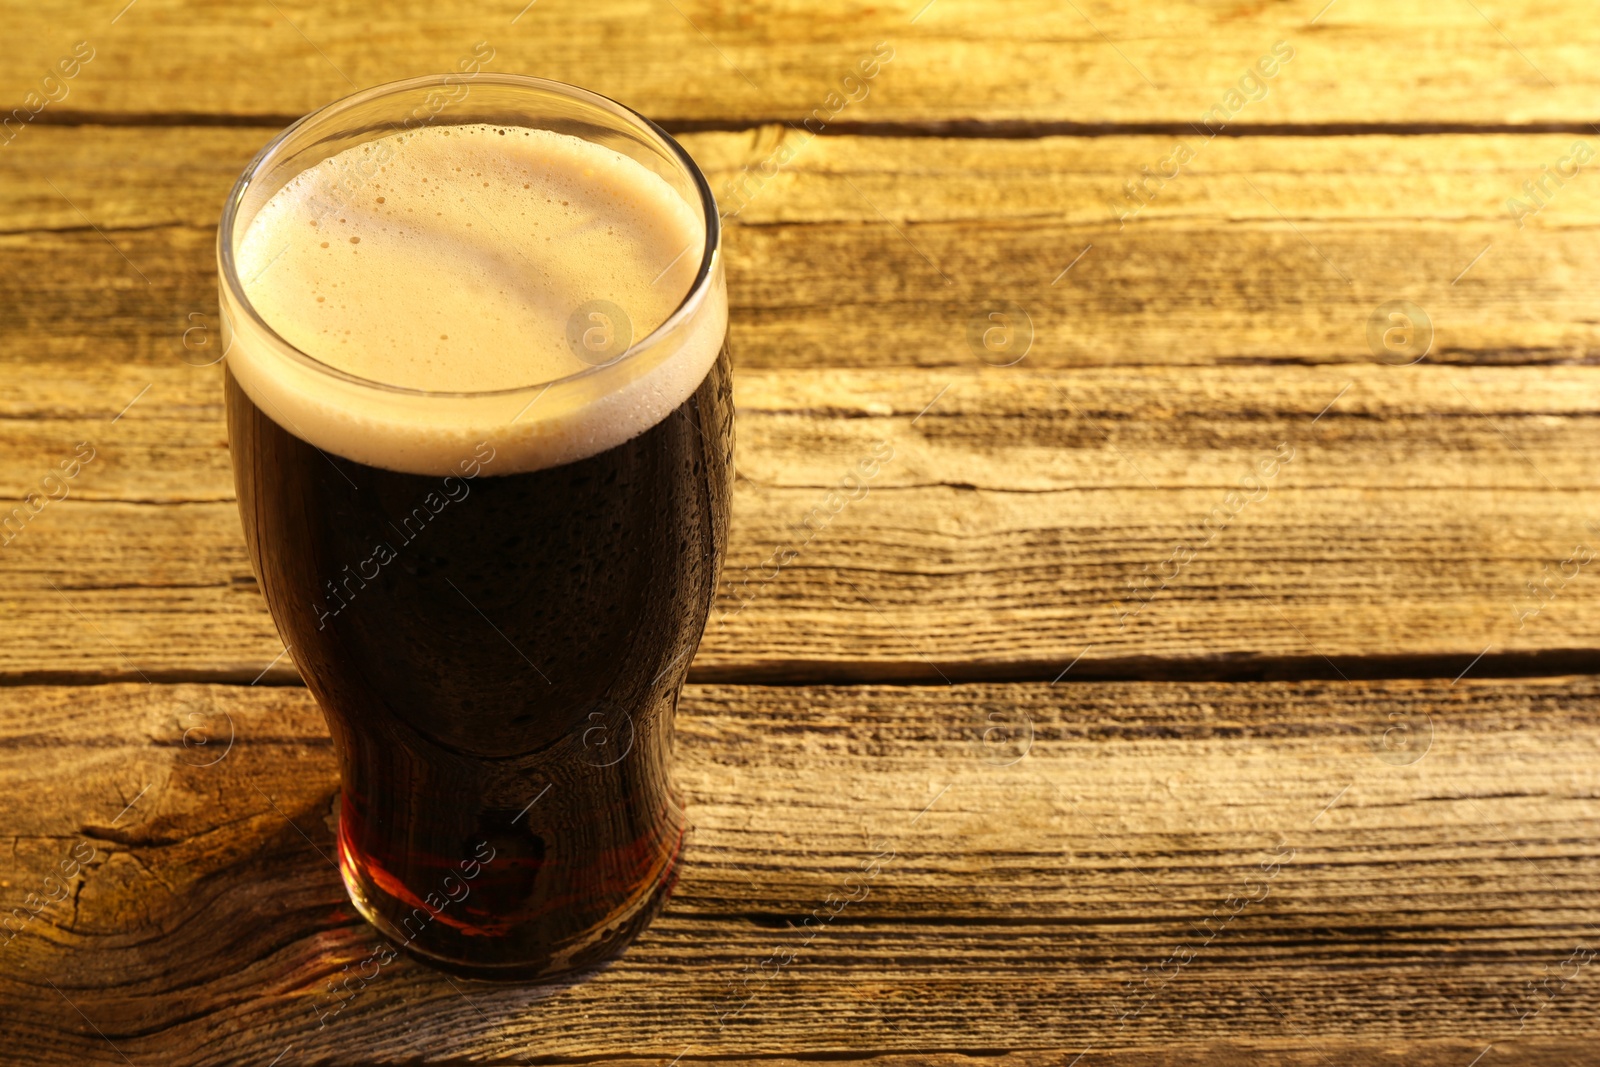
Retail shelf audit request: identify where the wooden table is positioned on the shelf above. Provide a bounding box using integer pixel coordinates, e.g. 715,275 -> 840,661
5,2 -> 1600,1063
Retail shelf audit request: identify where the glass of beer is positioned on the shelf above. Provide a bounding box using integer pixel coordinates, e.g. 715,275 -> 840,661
216,75 -> 731,979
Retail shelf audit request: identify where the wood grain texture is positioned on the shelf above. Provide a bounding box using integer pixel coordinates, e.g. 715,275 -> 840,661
5,357 -> 1600,681
2,677 -> 1597,1064
4,126 -> 1600,683
3,0 -> 1599,126
6,126 -> 1600,373
5,2 -> 1600,1065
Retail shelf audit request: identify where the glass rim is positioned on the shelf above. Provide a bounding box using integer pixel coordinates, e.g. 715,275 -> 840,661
216,72 -> 722,399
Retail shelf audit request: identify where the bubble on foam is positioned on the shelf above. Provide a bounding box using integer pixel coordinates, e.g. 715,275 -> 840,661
225,123 -> 723,476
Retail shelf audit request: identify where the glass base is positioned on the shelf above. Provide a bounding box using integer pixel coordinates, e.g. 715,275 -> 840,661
335,799 -> 685,982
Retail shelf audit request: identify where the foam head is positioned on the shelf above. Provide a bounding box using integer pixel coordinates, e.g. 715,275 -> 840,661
223,120 -> 725,476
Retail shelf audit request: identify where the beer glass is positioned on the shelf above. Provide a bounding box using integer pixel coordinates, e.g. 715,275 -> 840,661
217,75 -> 732,979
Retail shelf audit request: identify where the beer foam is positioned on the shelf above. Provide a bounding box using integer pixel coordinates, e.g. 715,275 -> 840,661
225,122 -> 724,476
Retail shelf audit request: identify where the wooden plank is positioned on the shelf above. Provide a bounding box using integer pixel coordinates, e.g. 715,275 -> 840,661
4,1 -> 1600,126
2,676 -> 1597,1063
4,361 -> 1600,681
5,127 -> 1600,374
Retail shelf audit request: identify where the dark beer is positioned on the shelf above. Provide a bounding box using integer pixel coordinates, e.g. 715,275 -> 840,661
225,349 -> 730,976
218,79 -> 731,978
